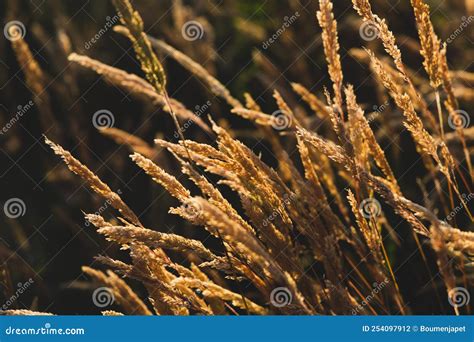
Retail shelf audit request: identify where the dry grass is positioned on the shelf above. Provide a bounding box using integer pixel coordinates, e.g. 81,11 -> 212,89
5,0 -> 473,315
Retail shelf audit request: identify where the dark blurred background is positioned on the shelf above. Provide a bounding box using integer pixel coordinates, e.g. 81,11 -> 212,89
0,0 -> 472,314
